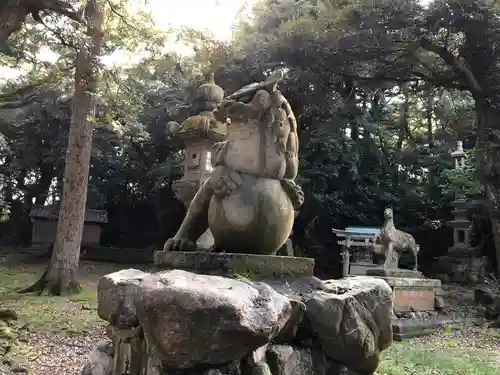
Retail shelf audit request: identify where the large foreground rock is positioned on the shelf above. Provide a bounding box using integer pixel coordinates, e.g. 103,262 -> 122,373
304,276 -> 393,373
98,269 -> 292,368
81,341 -> 113,375
266,345 -> 328,375
93,269 -> 394,375
97,268 -> 148,326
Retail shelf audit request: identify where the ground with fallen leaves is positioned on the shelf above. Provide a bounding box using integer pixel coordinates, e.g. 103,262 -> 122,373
0,251 -> 499,375
0,252 -> 154,375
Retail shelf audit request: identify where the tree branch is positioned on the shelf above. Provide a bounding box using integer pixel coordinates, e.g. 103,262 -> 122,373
0,0 -> 84,43
40,0 -> 84,23
105,0 -> 138,31
39,22 -> 79,52
419,38 -> 483,96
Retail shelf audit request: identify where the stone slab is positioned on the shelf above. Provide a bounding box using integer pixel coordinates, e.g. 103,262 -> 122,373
366,268 -> 424,278
374,277 -> 441,313
393,288 -> 435,312
380,277 -> 441,288
349,262 -> 378,276
392,318 -> 460,341
154,251 -> 315,278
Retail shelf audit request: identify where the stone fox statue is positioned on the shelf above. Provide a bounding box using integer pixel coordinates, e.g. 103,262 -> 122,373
376,207 -> 420,270
163,72 -> 304,255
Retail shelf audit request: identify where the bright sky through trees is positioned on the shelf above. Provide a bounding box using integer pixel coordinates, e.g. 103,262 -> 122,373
145,0 -> 250,40
0,0 -> 251,80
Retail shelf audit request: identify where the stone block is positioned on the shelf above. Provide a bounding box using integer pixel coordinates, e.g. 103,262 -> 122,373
349,262 -> 378,276
154,251 -> 315,278
434,255 -> 487,284
375,277 -> 441,313
80,341 -> 114,375
266,345 -> 329,375
97,268 -> 148,325
134,269 -> 292,368
392,318 -> 459,341
304,277 -> 393,374
274,299 -> 306,343
366,268 -> 423,278
85,270 -> 396,375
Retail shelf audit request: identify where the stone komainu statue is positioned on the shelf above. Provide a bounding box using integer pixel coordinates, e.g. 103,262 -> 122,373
377,207 -> 419,270
163,71 -> 304,255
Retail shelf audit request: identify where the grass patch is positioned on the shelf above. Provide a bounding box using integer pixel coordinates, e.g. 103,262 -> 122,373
378,337 -> 499,375
0,267 -> 103,335
231,267 -> 256,282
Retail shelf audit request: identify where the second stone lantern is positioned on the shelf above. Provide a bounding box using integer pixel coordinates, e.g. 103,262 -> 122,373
167,73 -> 227,249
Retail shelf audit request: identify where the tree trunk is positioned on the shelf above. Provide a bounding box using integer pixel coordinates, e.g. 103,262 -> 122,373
425,88 -> 434,147
0,0 -> 30,43
22,0 -> 104,295
395,84 -> 411,153
474,100 -> 500,275
425,86 -> 438,189
0,0 -> 82,43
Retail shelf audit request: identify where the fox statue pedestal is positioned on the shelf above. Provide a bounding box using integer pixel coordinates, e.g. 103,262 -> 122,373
366,268 -> 439,312
366,267 -> 447,341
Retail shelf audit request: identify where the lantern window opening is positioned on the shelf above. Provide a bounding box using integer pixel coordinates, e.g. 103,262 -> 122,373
458,230 -> 465,243
205,151 -> 213,173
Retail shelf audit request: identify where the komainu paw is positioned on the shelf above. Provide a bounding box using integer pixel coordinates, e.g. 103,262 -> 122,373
281,179 -> 304,210
163,238 -> 197,252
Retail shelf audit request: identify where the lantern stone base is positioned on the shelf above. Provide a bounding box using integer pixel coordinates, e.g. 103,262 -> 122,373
154,251 -> 315,278
365,271 -> 445,340
392,316 -> 459,341
433,255 -> 487,284
349,261 -> 379,276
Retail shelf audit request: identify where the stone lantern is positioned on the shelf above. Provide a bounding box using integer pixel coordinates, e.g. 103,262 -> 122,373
451,140 -> 465,170
167,73 -> 227,249
437,140 -> 487,283
448,140 -> 471,252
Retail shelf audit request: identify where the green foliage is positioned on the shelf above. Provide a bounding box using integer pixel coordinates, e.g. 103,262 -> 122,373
1,0 -> 500,269
440,149 -> 483,199
223,0 -> 500,272
231,268 -> 255,282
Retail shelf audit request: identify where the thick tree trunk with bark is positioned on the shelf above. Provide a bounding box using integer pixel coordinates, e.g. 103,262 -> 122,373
425,86 -> 438,189
0,0 -> 29,43
0,0 -> 83,43
395,84 -> 411,153
22,0 -> 104,295
475,102 -> 500,275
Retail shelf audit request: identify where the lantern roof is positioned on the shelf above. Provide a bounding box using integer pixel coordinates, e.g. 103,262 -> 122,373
451,140 -> 465,158
167,73 -> 227,142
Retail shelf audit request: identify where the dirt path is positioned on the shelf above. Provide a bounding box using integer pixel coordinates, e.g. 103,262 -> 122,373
0,255 -> 153,375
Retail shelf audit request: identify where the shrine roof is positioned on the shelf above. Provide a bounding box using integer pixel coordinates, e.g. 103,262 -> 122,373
344,226 -> 380,234
29,205 -> 108,224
